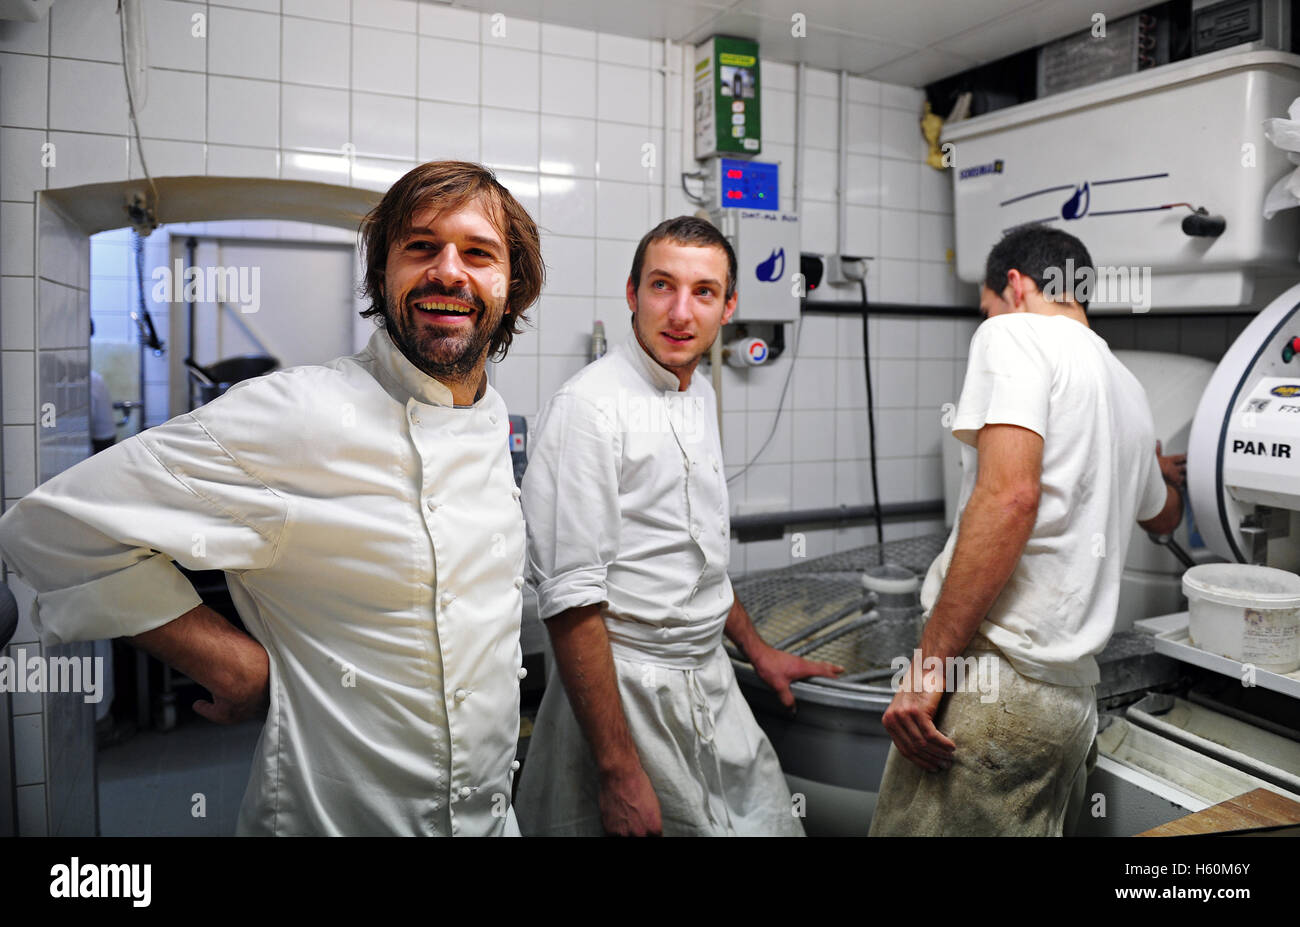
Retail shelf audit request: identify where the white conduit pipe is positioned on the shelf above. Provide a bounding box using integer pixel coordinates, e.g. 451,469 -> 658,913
838,69 -> 848,257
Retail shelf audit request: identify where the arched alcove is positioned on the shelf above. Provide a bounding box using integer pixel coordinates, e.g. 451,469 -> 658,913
34,176 -> 381,481
41,175 -> 381,237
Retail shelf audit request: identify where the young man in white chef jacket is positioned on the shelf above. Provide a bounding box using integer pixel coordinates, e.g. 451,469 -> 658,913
515,216 -> 841,836
0,161 -> 544,836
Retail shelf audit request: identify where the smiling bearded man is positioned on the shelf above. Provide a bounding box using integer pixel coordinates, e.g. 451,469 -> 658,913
0,161 -> 543,836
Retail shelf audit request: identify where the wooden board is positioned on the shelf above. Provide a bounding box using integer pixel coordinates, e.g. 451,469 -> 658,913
1139,788 -> 1300,836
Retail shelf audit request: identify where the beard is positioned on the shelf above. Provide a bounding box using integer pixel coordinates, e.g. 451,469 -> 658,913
385,281 -> 502,383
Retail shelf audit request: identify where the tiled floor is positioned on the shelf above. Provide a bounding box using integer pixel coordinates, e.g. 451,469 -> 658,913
97,717 -> 262,837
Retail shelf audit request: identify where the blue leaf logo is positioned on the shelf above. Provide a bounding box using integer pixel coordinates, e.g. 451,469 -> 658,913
1061,182 -> 1090,220
756,248 -> 784,282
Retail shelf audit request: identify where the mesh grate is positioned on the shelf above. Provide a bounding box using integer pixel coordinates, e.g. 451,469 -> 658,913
775,533 -> 948,578
731,532 -> 947,675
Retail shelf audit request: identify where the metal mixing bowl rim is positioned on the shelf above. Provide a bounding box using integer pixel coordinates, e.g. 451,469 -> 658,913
731,659 -> 894,712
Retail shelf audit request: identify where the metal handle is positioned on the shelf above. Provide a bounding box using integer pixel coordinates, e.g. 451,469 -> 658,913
1146,531 -> 1196,569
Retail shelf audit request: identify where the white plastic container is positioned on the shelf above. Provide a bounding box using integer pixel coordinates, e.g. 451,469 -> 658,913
1183,563 -> 1300,673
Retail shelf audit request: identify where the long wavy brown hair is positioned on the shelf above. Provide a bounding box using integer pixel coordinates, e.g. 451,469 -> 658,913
358,161 -> 544,360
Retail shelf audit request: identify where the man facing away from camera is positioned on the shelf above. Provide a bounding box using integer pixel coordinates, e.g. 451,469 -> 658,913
870,225 -> 1184,837
0,160 -> 543,836
515,216 -> 841,836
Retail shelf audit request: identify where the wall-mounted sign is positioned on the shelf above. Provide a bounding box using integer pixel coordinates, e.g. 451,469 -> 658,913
694,35 -> 761,158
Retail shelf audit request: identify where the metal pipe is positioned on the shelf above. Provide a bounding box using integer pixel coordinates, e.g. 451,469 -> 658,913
794,615 -> 873,657
794,63 -> 806,215
802,301 -> 974,318
660,38 -> 670,222
771,599 -> 876,651
1127,697 -> 1300,795
731,499 -> 944,533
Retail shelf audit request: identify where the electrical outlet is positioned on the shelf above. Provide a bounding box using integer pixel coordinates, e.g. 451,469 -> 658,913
825,254 -> 869,286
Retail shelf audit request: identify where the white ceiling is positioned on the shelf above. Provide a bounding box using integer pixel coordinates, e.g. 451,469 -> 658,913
444,0 -> 1158,85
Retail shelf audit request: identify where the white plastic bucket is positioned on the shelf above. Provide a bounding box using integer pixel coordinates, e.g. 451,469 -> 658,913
1183,564 -> 1300,673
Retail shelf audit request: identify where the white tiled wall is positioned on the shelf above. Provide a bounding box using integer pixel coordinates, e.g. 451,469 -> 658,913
725,68 -> 975,573
1,196 -> 94,836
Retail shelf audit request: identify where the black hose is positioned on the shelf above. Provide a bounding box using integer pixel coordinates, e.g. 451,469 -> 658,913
186,235 -> 198,409
131,230 -> 164,354
860,278 -> 884,563
0,581 -> 17,650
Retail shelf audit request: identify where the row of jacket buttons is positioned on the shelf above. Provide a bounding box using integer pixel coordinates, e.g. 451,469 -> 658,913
688,521 -> 729,539
409,409 -> 501,427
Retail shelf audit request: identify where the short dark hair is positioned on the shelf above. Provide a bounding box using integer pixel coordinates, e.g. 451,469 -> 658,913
358,160 -> 544,361
984,224 -> 1094,312
629,216 -> 737,301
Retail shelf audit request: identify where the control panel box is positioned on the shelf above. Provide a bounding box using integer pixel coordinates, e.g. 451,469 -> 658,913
709,208 -> 801,322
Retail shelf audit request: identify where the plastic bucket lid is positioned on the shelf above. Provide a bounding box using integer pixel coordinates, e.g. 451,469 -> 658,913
1182,563 -> 1300,609
861,564 -> 920,595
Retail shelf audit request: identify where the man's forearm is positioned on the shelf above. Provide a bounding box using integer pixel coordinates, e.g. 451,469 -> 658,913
544,603 -> 643,777
1141,483 -> 1183,537
723,597 -> 768,662
132,603 -> 268,703
921,487 -> 1036,662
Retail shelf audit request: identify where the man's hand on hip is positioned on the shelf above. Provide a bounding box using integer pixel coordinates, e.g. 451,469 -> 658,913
193,638 -> 270,725
599,765 -> 663,836
752,645 -> 843,710
132,603 -> 271,725
882,663 -> 956,772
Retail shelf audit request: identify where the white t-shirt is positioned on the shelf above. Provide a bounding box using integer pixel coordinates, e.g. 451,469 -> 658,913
921,313 -> 1167,687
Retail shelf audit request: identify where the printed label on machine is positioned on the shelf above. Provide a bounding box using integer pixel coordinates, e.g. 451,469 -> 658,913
1223,377 -> 1300,507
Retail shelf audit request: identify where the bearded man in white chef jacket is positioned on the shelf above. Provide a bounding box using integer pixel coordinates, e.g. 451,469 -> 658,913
515,216 -> 842,836
0,161 -> 543,836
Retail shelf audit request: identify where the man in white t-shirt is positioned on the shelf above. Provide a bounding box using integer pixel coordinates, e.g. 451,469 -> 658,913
869,225 -> 1184,836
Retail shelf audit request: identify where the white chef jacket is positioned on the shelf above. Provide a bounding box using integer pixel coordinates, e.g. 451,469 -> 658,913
525,333 -> 734,661
0,328 -> 527,836
516,333 -> 802,836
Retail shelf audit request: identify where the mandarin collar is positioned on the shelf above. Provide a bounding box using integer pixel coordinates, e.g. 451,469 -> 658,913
365,326 -> 485,408
624,331 -> 686,393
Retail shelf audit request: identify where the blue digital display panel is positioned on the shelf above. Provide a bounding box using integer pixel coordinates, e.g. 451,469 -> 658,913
719,158 -> 778,210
